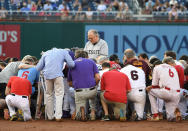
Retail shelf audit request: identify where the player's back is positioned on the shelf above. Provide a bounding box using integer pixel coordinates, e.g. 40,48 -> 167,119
120,65 -> 146,89
18,67 -> 39,85
153,64 -> 180,90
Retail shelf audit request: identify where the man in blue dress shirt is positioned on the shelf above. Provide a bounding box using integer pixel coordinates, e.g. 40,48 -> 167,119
36,48 -> 75,121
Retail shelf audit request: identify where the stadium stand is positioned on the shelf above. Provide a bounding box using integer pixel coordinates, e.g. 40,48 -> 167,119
0,0 -> 188,21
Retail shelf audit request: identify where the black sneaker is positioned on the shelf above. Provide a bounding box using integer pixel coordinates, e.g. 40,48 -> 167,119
101,115 -> 110,121
10,114 -> 18,121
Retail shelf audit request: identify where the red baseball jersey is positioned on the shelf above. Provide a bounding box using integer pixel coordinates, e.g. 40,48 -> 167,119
175,65 -> 184,89
7,76 -> 32,96
101,70 -> 131,103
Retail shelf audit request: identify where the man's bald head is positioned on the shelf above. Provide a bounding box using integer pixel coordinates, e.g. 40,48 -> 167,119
88,29 -> 99,44
124,49 -> 136,59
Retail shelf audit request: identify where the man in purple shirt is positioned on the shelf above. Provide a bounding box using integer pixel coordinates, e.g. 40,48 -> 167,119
68,50 -> 100,121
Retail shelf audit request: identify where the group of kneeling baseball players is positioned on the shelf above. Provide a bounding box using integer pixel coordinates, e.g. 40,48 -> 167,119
0,46 -> 187,123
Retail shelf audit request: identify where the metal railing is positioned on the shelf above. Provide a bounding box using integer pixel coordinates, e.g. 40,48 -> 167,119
0,10 -> 188,22
0,10 -> 134,21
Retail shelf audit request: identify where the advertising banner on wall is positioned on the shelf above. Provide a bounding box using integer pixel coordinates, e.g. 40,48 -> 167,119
0,25 -> 20,60
85,25 -> 188,61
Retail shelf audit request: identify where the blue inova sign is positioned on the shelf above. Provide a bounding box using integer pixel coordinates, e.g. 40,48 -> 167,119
85,25 -> 188,61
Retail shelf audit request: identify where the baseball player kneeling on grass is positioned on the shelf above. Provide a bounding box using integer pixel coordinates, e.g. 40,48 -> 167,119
146,57 -> 181,122
5,76 -> 32,121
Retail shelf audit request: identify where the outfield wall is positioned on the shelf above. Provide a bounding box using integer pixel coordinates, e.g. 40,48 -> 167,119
0,22 -> 188,60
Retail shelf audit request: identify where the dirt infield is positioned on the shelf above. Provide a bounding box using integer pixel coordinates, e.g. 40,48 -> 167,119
0,119 -> 188,131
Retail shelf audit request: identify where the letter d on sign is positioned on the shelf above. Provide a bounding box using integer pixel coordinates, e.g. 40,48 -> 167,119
0,31 -> 7,42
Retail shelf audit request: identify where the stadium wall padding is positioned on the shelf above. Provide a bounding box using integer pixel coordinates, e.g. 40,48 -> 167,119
0,22 -> 188,60
0,22 -> 85,59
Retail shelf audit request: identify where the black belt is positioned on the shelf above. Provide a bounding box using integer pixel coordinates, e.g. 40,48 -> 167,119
11,94 -> 28,98
76,87 -> 96,92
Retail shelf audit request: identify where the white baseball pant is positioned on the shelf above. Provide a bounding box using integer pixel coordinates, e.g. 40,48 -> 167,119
128,88 -> 146,119
6,94 -> 31,121
63,78 -> 70,111
149,88 -> 180,120
178,89 -> 188,119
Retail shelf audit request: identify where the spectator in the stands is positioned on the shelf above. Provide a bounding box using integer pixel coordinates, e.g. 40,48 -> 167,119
106,3 -> 116,11
104,0 -> 111,6
74,5 -> 85,20
112,0 -> 120,11
153,1 -> 165,12
164,1 -> 171,12
43,0 -> 53,11
119,0 -> 128,7
145,0 -> 155,14
86,7 -> 93,20
168,5 -> 178,21
27,0 -> 32,10
145,0 -> 155,7
20,2 -> 30,13
37,0 -> 44,11
97,0 -> 107,11
81,0 -> 89,11
31,1 -> 37,11
73,0 -> 81,11
142,5 -> 152,14
0,7 -> 7,19
60,2 -> 70,20
11,0 -> 20,6
58,1 -> 69,11
169,0 -> 177,6
116,1 -> 126,19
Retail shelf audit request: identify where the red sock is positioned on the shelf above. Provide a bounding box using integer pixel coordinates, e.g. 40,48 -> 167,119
153,113 -> 158,117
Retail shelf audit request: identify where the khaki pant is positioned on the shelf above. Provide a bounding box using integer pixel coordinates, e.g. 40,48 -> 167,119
45,77 -> 64,120
75,87 -> 97,117
100,92 -> 126,118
